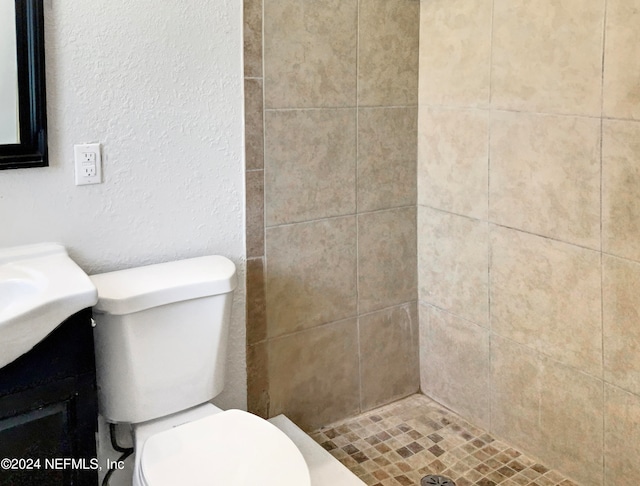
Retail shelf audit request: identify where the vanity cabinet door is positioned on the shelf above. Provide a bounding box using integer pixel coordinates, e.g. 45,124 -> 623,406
0,310 -> 98,485
0,388 -> 71,485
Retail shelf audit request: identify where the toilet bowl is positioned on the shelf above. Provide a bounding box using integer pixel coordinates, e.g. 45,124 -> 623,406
132,405 -> 310,486
90,256 -> 311,485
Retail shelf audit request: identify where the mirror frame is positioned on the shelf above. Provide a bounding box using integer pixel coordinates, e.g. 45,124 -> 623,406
0,0 -> 47,170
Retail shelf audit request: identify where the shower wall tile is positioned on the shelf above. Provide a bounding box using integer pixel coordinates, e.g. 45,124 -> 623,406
603,119 -> 640,262
417,107 -> 489,219
246,257 -> 266,345
359,303 -> 419,411
247,341 -> 269,418
264,109 -> 356,226
490,226 -> 602,376
493,339 -> 604,486
491,342 -> 603,486
268,319 -> 360,431
418,207 -> 489,326
538,357 -> 604,486
492,0 -> 604,116
604,385 -> 640,485
418,303 -> 429,388
245,0 -> 266,419
603,255 -> 640,396
419,0 -> 492,107
252,0 -> 419,431
490,335 -> 544,458
416,0 -> 640,481
603,0 -> 640,120
421,306 -> 490,429
357,107 -> 417,212
244,78 -> 264,171
490,111 -> 601,249
265,217 -> 357,338
263,0 -> 357,108
245,170 -> 264,258
358,207 -> 417,314
243,0 -> 262,78
358,0 -> 419,106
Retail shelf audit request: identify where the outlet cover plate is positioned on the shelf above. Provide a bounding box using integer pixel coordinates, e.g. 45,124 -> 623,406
74,143 -> 102,185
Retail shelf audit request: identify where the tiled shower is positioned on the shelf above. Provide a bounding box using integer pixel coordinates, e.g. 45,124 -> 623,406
244,0 -> 640,484
244,0 -> 420,431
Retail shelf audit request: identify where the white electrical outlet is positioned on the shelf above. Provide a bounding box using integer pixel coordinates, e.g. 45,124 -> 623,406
74,143 -> 102,185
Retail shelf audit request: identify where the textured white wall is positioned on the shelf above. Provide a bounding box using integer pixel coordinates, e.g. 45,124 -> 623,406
0,1 -> 246,409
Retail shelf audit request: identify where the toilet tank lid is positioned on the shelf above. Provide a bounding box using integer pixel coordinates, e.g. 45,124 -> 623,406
90,255 -> 236,315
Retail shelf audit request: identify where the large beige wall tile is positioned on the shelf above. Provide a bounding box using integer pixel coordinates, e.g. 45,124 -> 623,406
418,107 -> 489,219
538,358 -> 604,486
358,107 -> 417,212
492,336 -> 604,485
244,78 -> 264,171
603,255 -> 640,396
265,217 -> 357,338
358,0 -> 419,106
490,226 -> 602,375
265,109 -> 356,226
421,306 -> 490,429
246,257 -> 266,345
360,303 -> 419,411
418,207 -> 489,326
247,341 -> 269,417
243,0 -> 262,78
491,336 -> 543,457
245,170 -> 264,258
268,319 -> 360,430
603,0 -> 640,120
605,385 -> 640,485
419,0 -> 492,107
490,112 -> 601,249
264,0 -> 357,108
358,207 -> 417,314
492,0 -> 604,116
603,120 -> 640,262
418,303 -> 429,390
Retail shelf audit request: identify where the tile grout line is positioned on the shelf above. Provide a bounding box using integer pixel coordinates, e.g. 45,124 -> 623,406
355,0 -> 363,415
260,0 -> 269,416
418,203 -> 607,255
415,2 -> 423,410
254,300 -> 420,347
599,0 -> 608,482
487,0 -> 496,435
263,104 -> 418,112
260,0 -> 266,261
419,301 -> 488,334
415,103 -> 640,124
264,205 -> 416,230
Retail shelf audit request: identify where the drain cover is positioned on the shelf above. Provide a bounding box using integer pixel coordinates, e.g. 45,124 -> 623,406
421,475 -> 456,486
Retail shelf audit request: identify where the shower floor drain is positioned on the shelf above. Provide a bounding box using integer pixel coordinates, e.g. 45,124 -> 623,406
421,475 -> 456,486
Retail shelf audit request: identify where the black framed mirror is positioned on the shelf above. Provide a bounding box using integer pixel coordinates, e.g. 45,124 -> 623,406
0,0 -> 47,170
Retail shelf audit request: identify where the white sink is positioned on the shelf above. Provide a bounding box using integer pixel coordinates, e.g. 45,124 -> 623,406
0,243 -> 98,369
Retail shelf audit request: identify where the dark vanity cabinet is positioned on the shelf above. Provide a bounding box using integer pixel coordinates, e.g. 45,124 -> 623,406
0,309 -> 98,485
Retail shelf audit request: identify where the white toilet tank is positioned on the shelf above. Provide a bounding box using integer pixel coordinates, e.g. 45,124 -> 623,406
90,256 -> 236,424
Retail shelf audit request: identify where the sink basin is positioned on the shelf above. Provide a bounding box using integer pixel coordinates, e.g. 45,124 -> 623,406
0,243 -> 98,369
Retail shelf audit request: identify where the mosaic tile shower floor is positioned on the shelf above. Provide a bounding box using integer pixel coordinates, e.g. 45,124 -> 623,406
310,394 -> 579,486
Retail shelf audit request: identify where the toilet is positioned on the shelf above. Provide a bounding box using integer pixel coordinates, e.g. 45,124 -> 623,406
90,255 -> 311,486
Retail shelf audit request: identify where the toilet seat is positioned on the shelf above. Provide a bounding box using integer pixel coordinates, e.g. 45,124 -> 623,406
138,409 -> 311,486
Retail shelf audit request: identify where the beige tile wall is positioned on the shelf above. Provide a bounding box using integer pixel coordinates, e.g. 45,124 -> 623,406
418,0 -> 640,484
244,0 -> 420,431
